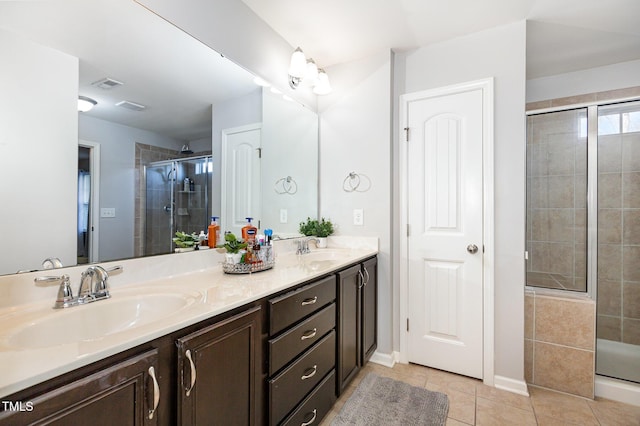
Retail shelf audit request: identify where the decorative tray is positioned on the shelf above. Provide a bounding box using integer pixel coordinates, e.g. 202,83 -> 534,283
222,259 -> 275,274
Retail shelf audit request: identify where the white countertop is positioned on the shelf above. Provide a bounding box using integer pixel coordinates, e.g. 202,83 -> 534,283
0,237 -> 377,398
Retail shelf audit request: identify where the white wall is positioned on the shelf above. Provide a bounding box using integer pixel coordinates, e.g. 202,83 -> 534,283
399,21 -> 527,382
0,29 -> 78,274
318,50 -> 393,354
527,59 -> 640,103
78,115 -> 184,261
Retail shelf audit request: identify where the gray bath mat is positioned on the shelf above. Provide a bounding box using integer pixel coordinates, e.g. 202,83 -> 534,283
331,372 -> 449,426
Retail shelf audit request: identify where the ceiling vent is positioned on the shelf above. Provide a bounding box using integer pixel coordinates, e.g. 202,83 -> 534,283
92,77 -> 124,90
116,100 -> 146,112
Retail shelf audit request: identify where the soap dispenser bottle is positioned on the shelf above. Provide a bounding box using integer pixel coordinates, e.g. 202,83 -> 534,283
241,217 -> 257,243
208,216 -> 220,248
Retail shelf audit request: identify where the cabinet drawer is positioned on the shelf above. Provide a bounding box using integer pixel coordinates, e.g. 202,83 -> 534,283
269,275 -> 336,335
269,331 -> 336,425
281,370 -> 336,426
270,303 -> 336,375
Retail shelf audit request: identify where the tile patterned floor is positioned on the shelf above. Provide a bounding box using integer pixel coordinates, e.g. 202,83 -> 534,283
320,362 -> 640,425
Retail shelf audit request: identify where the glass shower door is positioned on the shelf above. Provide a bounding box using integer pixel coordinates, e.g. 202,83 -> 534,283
144,162 -> 175,256
174,157 -> 211,238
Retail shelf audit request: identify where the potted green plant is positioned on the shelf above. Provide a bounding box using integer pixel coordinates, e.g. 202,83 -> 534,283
173,231 -> 199,253
299,217 -> 319,237
221,232 -> 247,264
299,217 -> 334,248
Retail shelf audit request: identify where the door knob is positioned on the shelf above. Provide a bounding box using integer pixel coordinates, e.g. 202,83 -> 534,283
467,244 -> 479,254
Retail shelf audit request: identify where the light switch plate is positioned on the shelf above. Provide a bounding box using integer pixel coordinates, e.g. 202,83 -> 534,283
280,209 -> 288,223
353,209 -> 364,226
100,208 -> 116,218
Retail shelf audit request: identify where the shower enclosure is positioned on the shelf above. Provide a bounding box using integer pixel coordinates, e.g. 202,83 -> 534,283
526,100 -> 640,385
144,156 -> 212,256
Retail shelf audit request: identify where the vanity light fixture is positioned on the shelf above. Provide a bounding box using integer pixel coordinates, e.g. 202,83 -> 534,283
287,47 -> 331,94
78,96 -> 97,112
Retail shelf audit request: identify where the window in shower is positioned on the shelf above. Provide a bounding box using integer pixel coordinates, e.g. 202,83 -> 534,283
526,108 -> 588,292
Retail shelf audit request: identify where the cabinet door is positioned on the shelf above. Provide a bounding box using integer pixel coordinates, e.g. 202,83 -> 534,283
0,350 -> 159,426
336,264 -> 361,394
176,306 -> 261,426
361,257 -> 378,365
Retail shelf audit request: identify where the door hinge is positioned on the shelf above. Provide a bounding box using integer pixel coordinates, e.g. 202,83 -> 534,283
406,318 -> 409,332
258,220 -> 261,229
406,224 -> 410,237
404,127 -> 410,141
257,147 -> 262,158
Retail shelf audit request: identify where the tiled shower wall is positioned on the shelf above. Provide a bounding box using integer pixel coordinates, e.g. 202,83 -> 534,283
597,124 -> 640,345
525,291 -> 595,398
526,109 -> 587,291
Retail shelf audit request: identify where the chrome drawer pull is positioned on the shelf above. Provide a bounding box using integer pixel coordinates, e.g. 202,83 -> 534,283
301,409 -> 317,426
185,349 -> 197,397
301,365 -> 317,380
358,270 -> 365,288
301,296 -> 318,306
301,328 -> 317,340
148,366 -> 160,420
363,266 -> 370,286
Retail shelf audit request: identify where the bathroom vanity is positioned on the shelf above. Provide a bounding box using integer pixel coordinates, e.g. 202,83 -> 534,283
0,244 -> 377,425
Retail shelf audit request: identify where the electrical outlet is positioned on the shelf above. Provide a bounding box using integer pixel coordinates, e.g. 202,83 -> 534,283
100,208 -> 116,218
280,209 -> 288,223
353,209 -> 364,226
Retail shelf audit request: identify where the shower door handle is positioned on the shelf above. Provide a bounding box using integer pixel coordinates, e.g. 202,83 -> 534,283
467,244 -> 479,254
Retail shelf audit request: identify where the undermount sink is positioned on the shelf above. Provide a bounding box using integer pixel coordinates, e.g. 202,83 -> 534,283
5,288 -> 202,349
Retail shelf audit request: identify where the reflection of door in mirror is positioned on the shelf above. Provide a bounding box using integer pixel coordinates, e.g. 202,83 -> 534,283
222,124 -> 262,237
77,148 -> 91,265
143,156 -> 212,256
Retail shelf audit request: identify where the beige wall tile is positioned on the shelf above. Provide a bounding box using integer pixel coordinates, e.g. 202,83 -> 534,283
524,339 -> 533,384
526,100 -> 552,111
598,136 -> 622,173
598,244 -> 622,281
597,280 -> 622,316
551,94 -> 596,107
622,132 -> 640,172
623,246 -> 640,281
623,172 -> 640,208
598,173 -> 622,208
597,315 -> 621,341
622,317 -> 640,345
533,342 -> 594,398
623,282 -> 640,319
525,294 -> 534,339
596,86 -> 640,102
599,209 -> 622,244
535,296 -> 595,349
623,210 -> 640,245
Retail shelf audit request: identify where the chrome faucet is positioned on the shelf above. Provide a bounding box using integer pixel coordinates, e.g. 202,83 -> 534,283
296,237 -> 319,255
34,265 -> 122,309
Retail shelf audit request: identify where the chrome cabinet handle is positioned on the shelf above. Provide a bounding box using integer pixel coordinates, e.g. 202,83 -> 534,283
467,244 -> 479,254
363,266 -> 370,286
301,365 -> 317,380
358,270 -> 365,288
148,366 -> 160,419
185,349 -> 197,397
301,328 -> 317,340
301,409 -> 317,426
301,296 -> 317,306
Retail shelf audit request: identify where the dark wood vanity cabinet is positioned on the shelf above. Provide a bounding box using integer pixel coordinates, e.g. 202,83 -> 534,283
0,255 -> 377,426
337,256 -> 377,394
267,275 -> 337,426
0,349 -> 160,426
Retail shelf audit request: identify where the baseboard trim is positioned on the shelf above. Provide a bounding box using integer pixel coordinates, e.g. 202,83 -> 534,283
369,351 -> 399,368
595,375 -> 640,407
494,375 -> 530,396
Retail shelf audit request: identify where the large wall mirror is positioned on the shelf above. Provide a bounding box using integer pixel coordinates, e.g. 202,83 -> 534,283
0,0 -> 318,276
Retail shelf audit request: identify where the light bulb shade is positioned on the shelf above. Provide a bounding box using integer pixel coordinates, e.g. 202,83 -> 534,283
305,58 -> 319,83
313,69 -> 332,95
288,47 -> 307,79
78,96 -> 97,112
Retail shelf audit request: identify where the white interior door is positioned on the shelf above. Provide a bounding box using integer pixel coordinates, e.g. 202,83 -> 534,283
405,86 -> 484,379
221,124 -> 261,237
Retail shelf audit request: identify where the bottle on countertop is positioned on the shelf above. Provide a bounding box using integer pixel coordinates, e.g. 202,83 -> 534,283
241,217 -> 257,243
208,216 -> 220,248
198,230 -> 207,247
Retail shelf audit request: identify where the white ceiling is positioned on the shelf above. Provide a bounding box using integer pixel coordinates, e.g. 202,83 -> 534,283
241,0 -> 640,79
